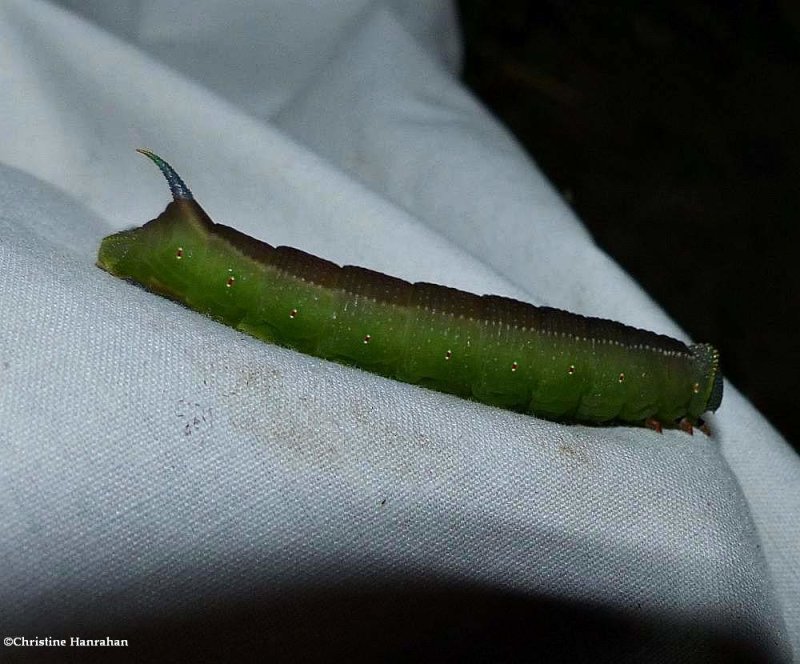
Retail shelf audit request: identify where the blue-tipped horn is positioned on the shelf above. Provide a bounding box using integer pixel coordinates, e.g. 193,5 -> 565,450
136,148 -> 194,201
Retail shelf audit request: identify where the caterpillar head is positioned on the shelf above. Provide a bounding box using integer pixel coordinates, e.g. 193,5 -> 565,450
688,343 -> 723,419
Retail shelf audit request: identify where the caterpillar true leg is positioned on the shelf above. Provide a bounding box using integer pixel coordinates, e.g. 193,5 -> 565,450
645,418 -> 664,434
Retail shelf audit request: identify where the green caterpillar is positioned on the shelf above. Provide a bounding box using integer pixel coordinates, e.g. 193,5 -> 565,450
97,150 -> 722,434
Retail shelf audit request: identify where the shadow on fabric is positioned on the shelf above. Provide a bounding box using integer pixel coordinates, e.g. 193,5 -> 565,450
6,582 -> 781,663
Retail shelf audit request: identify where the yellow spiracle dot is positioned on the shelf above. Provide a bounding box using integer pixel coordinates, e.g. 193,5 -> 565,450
511,361 -> 519,372
444,350 -> 453,361
175,247 -> 184,259
226,276 -> 235,287
692,382 -> 701,394
363,334 -> 371,344
568,365 -> 576,375
289,308 -> 298,319
618,372 -> 625,383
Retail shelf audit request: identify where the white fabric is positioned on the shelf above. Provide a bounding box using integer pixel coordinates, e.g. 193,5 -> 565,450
0,1 -> 796,660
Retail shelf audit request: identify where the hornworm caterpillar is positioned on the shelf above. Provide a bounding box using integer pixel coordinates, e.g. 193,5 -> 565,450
97,150 -> 722,434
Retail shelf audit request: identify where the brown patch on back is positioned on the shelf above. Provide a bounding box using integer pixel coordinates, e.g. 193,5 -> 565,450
273,246 -> 341,288
143,200 -> 216,233
214,223 -> 276,263
483,295 -> 688,354
413,282 -> 486,318
195,195 -> 687,357
340,266 -> 414,306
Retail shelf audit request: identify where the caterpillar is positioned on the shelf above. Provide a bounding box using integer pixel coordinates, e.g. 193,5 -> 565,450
97,150 -> 722,434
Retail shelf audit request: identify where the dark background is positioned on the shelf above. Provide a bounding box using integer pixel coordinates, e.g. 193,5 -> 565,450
458,1 -> 799,451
